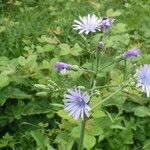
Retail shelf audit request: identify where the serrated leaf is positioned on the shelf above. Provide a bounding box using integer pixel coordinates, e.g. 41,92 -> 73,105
134,106 -> 150,117
31,130 -> 55,150
0,133 -> 15,148
0,87 -> 31,106
36,45 -> 55,53
59,43 -> 70,56
22,100 -> 51,116
112,23 -> 126,34
71,43 -> 83,56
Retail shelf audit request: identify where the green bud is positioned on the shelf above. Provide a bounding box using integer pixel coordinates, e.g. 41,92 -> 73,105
36,91 -> 47,97
70,65 -> 79,71
114,56 -> 123,62
34,84 -> 48,90
77,86 -> 85,90
47,84 -> 55,90
47,80 -> 57,87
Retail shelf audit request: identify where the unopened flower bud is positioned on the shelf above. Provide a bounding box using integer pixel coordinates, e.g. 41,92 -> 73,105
47,84 -> 55,90
98,41 -> 104,49
114,56 -> 123,62
36,91 -> 47,97
70,65 -> 79,71
34,84 -> 49,91
77,86 -> 85,90
48,80 -> 57,87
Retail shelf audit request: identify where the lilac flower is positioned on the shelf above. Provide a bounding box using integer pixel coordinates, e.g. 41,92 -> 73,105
73,14 -> 102,34
123,48 -> 140,58
100,18 -> 115,33
136,64 -> 150,97
54,62 -> 71,74
64,88 -> 90,120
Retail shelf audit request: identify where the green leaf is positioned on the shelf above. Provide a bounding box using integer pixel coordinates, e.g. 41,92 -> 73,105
36,45 -> 55,53
22,100 -> 51,116
106,34 -> 130,49
18,56 -> 26,66
92,110 -> 106,118
90,96 -> 102,110
143,139 -> 150,150
110,125 -> 126,130
0,75 -> 10,88
59,43 -> 70,56
70,126 -> 80,138
31,130 -> 55,150
133,106 -> 150,117
0,87 -> 31,106
90,33 -> 103,47
0,133 -> 15,148
55,131 -> 74,150
57,110 -> 79,123
83,134 -> 96,150
71,43 -> 83,56
67,70 -> 83,80
0,26 -> 6,33
110,69 -> 124,84
112,23 -> 126,34
106,8 -> 122,17
87,120 -> 103,136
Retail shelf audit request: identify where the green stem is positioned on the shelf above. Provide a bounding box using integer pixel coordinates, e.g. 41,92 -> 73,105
80,68 -> 95,74
96,49 -> 100,76
124,59 -> 127,80
91,86 -> 124,111
94,84 -> 119,89
78,117 -> 86,150
99,62 -> 114,71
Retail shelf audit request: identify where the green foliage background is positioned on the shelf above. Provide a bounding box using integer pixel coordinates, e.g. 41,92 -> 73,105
0,0 -> 150,150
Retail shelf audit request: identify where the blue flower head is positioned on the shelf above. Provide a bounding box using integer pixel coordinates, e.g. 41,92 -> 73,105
54,62 -> 71,74
136,64 -> 150,97
123,48 -> 140,58
73,14 -> 102,34
64,88 -> 90,120
100,18 -> 115,33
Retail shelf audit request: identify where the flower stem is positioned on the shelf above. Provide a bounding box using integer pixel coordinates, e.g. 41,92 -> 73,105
78,117 -> 86,150
93,84 -> 119,89
91,86 -> 124,111
96,48 -> 100,76
124,59 -> 127,80
80,68 -> 95,74
99,62 -> 114,71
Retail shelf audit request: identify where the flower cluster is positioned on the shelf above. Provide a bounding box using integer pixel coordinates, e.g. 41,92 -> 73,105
53,13 -> 149,121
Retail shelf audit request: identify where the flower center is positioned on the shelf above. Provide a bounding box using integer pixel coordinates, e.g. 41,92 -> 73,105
76,95 -> 85,107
